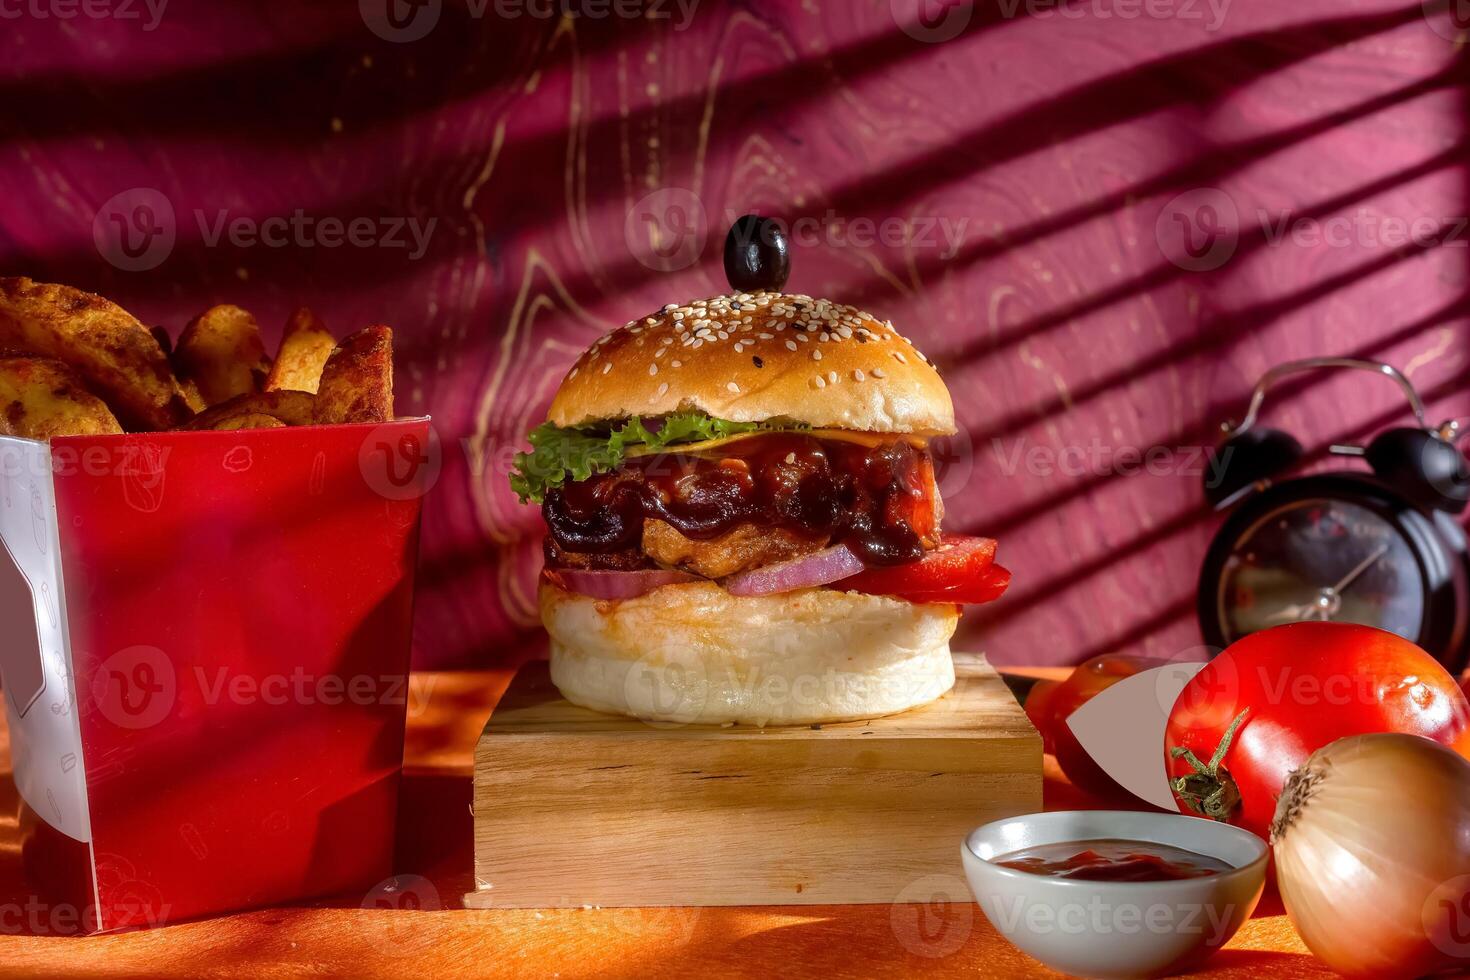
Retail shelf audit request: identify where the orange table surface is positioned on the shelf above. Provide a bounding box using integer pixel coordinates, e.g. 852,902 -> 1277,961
0,668 -> 1330,980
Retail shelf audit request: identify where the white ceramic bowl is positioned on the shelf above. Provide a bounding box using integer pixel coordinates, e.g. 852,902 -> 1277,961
962,810 -> 1268,979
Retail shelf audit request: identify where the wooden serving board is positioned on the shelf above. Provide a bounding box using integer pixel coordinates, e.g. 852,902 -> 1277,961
467,653 -> 1041,908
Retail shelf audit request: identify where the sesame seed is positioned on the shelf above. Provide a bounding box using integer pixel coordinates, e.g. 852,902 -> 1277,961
785,452 -> 796,463
727,382 -> 740,393
753,356 -> 764,368
820,332 -> 830,342
812,350 -> 822,361
717,331 -> 729,340
853,369 -> 865,381
785,340 -> 797,351
671,360 -> 682,368
569,367 -> 578,378
892,351 -> 907,364
827,370 -> 838,383
813,376 -> 826,389
692,339 -> 703,348
795,333 -> 809,343
871,367 -> 886,378
655,347 -> 667,358
648,364 -> 658,376
657,382 -> 668,396
602,363 -> 612,375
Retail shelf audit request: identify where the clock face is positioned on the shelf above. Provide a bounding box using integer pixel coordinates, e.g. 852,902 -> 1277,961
1216,498 -> 1426,643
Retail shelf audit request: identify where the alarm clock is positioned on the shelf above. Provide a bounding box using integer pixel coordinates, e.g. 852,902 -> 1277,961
1197,357 -> 1470,671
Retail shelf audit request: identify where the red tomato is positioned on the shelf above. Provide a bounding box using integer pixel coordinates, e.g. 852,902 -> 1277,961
891,565 -> 1012,605
1045,653 -> 1160,797
1165,622 -> 1470,839
839,535 -> 1006,604
1024,679 -> 1061,755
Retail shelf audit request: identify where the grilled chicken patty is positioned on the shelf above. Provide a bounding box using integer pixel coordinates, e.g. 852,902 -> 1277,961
641,519 -> 829,579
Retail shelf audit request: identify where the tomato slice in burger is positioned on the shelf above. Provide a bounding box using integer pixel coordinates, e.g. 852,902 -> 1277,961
892,564 -> 1012,605
837,535 -> 1008,604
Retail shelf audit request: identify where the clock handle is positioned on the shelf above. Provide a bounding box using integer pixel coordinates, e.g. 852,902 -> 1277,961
1216,357 -> 1468,514
1223,357 -> 1428,440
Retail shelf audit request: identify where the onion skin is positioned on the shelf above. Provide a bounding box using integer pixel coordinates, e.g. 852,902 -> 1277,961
1271,733 -> 1470,979
723,543 -> 865,596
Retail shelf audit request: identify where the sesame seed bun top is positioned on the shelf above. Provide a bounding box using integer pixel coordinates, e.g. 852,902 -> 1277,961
546,291 -> 955,435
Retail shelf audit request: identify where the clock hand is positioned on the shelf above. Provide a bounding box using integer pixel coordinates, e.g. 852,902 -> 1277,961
1329,543 -> 1391,595
1266,602 -> 1312,622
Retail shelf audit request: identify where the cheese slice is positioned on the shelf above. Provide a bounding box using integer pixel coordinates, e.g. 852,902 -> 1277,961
622,429 -> 926,457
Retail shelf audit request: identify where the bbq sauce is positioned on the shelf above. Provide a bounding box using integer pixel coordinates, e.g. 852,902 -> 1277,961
994,839 -> 1232,882
543,434 -> 937,568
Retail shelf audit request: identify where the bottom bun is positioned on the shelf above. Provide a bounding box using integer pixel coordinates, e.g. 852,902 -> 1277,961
541,580 -> 959,726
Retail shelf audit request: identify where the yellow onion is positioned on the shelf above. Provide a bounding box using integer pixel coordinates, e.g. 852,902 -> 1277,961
1270,733 -> 1470,978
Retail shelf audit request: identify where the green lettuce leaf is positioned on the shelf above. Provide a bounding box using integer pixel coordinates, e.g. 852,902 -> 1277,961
509,410 -> 805,504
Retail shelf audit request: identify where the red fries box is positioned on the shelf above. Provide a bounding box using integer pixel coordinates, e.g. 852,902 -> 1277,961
0,417 -> 432,931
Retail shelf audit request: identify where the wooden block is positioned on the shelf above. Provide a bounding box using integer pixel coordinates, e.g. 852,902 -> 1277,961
468,653 -> 1041,908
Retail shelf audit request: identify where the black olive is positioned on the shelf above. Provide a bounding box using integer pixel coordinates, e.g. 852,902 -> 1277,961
723,214 -> 790,292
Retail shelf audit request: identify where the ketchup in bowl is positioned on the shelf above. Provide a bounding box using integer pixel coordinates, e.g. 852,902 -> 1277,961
994,839 -> 1232,882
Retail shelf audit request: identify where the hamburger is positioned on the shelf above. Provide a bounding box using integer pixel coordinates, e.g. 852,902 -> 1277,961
510,243 -> 1008,726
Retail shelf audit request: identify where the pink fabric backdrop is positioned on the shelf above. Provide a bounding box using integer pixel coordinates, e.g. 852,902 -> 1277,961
2,1 -> 1467,667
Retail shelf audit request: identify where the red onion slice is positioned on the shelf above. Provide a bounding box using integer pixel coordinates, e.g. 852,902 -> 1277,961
547,568 -> 698,600
723,543 -> 866,597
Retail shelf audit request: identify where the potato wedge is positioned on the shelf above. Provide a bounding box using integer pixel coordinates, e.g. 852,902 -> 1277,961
181,390 -> 316,430
179,377 -> 207,414
210,413 -> 286,431
0,354 -> 123,439
266,307 -> 336,394
314,326 -> 393,424
0,277 -> 191,430
175,305 -> 272,406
